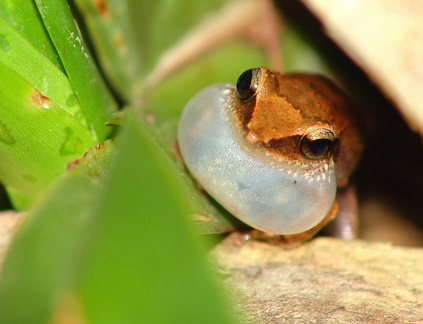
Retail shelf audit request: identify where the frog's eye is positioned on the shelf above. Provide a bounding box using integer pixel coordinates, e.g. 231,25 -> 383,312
236,68 -> 261,101
300,129 -> 337,159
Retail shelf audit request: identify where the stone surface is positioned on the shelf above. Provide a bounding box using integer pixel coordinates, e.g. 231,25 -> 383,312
212,232 -> 423,323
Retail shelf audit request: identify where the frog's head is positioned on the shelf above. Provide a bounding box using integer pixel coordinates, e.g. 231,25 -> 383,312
232,67 -> 364,187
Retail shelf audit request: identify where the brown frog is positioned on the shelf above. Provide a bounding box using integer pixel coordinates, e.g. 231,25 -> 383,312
178,67 -> 364,246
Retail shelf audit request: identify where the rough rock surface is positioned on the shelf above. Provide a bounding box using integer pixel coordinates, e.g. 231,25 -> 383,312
212,232 -> 423,323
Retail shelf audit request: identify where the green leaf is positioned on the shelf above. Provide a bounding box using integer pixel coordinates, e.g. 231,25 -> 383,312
76,115 -> 233,323
0,15 -> 85,123
0,0 -> 65,72
0,174 -> 102,323
35,0 -> 117,141
66,139 -> 114,181
74,0 -> 144,102
0,62 -> 97,208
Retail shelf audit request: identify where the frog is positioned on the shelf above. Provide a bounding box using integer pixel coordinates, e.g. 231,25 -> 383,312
177,67 -> 364,246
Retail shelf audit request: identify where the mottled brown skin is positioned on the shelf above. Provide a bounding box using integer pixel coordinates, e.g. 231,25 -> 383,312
232,67 -> 364,246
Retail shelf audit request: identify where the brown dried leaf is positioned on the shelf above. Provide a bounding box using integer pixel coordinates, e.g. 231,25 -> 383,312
301,0 -> 423,135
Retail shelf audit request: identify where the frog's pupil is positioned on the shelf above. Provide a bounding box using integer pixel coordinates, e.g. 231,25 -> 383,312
236,68 -> 259,101
308,139 -> 332,156
237,69 -> 253,91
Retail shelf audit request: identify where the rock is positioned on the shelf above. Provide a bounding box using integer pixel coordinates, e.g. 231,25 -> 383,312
212,232 -> 423,323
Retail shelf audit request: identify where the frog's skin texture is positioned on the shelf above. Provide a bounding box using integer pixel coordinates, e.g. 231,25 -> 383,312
178,67 -> 363,244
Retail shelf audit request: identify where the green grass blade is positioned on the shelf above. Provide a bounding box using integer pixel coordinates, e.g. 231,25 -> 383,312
0,0 -> 65,73
0,15 -> 85,124
35,0 -> 118,141
0,62 -> 97,208
77,115 -> 234,323
74,0 -> 144,102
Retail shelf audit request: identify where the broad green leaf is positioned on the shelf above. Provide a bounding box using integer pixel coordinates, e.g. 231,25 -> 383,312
0,0 -> 64,72
0,15 -> 85,123
0,62 -> 97,208
77,115 -> 233,323
35,0 -> 117,141
0,174 -> 102,323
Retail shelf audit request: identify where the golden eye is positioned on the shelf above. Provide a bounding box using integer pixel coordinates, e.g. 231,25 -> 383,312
300,129 -> 337,159
236,68 -> 261,101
